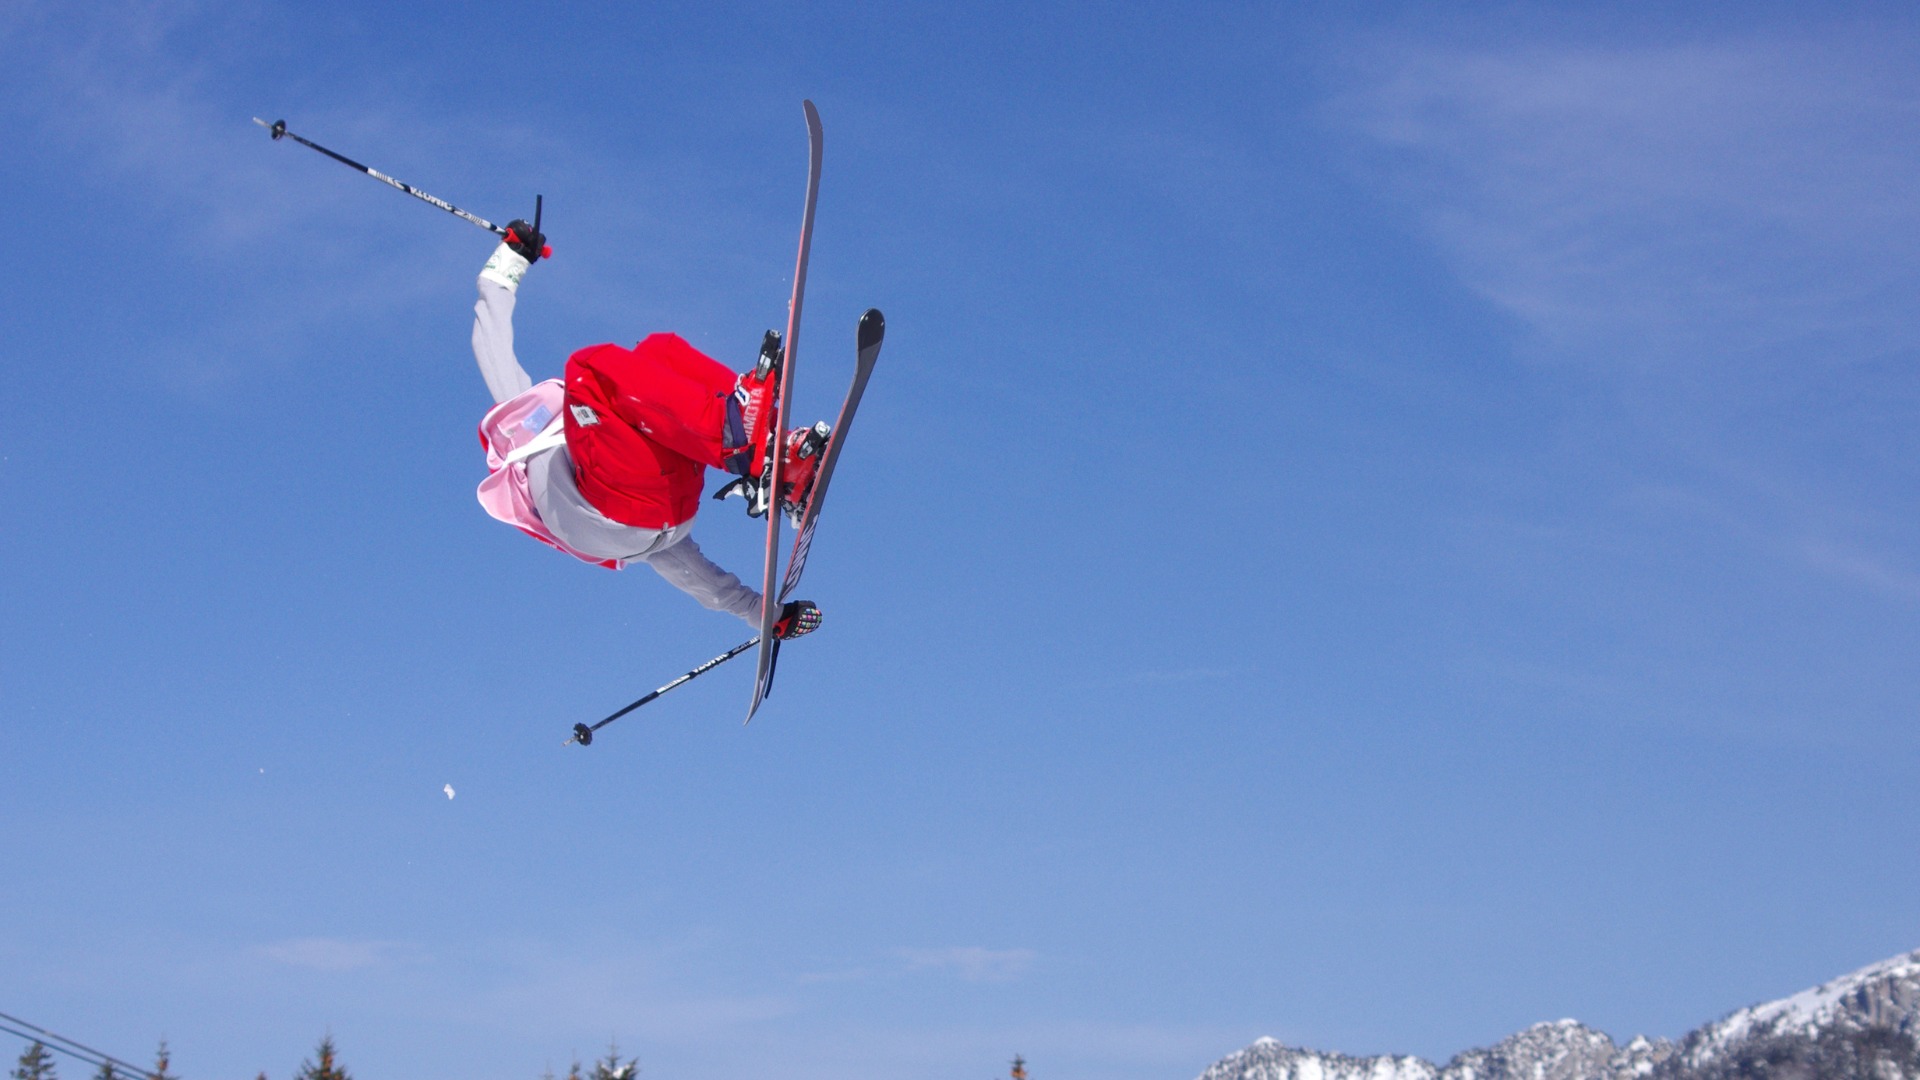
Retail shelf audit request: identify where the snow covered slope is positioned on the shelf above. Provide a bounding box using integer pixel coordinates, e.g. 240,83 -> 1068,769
1197,1022 -> 1669,1080
1196,948 -> 1920,1080
1443,1020 -> 1670,1080
1196,1036 -> 1437,1080
1668,948 -> 1920,1077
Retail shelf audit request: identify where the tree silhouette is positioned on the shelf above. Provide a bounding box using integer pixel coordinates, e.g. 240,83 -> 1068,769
11,1043 -> 56,1080
590,1041 -> 635,1080
293,1036 -> 349,1080
149,1041 -> 176,1080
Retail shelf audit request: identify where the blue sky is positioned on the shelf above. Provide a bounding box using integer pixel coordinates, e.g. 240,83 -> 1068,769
3,2 -> 1919,1079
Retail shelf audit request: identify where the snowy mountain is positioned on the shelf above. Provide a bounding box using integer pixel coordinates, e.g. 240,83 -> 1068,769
1664,949 -> 1920,1079
1196,1022 -> 1670,1080
1196,949 -> 1920,1080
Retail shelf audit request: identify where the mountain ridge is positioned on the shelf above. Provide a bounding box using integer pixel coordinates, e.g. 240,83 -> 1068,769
1197,948 -> 1920,1080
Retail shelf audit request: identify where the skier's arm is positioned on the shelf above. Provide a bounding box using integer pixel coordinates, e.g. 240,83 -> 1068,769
470,220 -> 550,405
643,536 -> 762,625
472,245 -> 534,404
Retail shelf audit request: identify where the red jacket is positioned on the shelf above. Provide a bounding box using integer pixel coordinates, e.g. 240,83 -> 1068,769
564,334 -> 737,530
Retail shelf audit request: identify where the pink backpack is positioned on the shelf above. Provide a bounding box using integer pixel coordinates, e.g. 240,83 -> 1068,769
476,380 -> 623,569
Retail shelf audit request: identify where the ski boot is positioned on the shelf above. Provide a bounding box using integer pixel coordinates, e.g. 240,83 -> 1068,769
773,600 -> 822,639
713,422 -> 831,519
777,421 -> 831,524
721,330 -> 782,478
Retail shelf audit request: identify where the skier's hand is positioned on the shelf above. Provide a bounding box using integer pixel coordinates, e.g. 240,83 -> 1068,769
503,219 -> 550,263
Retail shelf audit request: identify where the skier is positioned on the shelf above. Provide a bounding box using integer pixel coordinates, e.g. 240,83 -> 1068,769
468,220 -> 823,641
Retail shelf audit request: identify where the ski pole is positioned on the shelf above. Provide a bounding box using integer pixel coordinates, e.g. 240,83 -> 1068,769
253,117 -> 529,239
567,637 -> 760,746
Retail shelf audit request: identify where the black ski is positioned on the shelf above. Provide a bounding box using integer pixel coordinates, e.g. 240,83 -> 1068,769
779,308 -> 884,602
748,308 -> 885,711
746,99 -> 825,724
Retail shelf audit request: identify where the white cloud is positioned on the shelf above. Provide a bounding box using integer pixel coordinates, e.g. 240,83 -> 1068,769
1331,29 -> 1920,370
0,1 -> 530,390
1325,26 -> 1920,608
259,937 -> 418,972
894,946 -> 1036,982
473,938 -> 797,1042
1797,538 -> 1920,602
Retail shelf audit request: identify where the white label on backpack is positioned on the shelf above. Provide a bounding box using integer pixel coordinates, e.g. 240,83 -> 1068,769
570,404 -> 600,426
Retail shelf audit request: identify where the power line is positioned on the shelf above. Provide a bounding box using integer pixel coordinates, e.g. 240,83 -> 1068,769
0,1011 -> 158,1080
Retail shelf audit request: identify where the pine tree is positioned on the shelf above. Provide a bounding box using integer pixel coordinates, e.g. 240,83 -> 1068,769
12,1042 -> 56,1080
589,1042 -> 634,1080
293,1037 -> 349,1080
90,1061 -> 114,1080
149,1041 -> 177,1080
1009,1055 -> 1028,1080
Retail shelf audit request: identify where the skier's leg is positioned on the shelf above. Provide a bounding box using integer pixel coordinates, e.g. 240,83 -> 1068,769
641,534 -> 763,626
472,254 -> 535,404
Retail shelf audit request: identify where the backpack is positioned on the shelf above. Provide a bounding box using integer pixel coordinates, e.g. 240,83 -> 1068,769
475,379 -> 622,570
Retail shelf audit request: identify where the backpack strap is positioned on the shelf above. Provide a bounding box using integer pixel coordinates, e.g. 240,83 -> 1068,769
500,414 -> 568,468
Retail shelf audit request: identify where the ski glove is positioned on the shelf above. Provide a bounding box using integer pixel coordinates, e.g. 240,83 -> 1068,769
503,219 -> 550,263
773,600 -> 822,640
